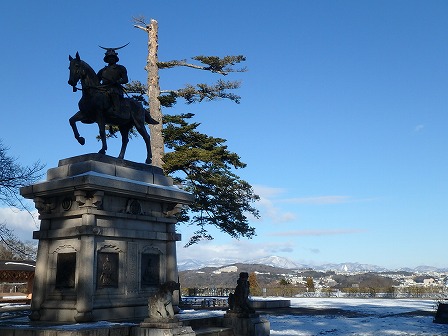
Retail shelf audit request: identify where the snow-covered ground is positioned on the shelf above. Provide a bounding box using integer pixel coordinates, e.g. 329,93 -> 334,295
268,297 -> 447,335
2,298 -> 448,335
179,297 -> 447,335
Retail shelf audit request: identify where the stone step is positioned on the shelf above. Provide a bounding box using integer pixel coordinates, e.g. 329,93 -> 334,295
181,316 -> 224,329
194,326 -> 234,336
180,316 -> 234,336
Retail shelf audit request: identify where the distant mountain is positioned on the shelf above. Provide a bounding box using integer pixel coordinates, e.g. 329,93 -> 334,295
178,255 -> 302,271
315,262 -> 389,273
179,263 -> 296,288
244,255 -> 301,269
413,265 -> 448,273
177,255 -> 448,273
178,257 -> 239,271
177,259 -> 205,271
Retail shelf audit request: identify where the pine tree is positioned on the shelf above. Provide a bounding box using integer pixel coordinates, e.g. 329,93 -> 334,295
248,272 -> 261,296
306,277 -> 315,292
133,18 -> 246,167
130,18 -> 259,245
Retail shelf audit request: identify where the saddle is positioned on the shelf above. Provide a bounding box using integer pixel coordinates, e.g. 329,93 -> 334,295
106,98 -> 132,121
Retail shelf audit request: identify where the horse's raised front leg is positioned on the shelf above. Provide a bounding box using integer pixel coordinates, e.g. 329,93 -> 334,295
117,125 -> 130,160
97,118 -> 107,155
69,111 -> 86,145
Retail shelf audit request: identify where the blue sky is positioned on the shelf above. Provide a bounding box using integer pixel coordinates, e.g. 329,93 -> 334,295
1,1 -> 447,269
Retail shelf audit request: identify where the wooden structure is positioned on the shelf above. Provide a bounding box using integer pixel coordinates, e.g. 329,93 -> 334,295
0,260 -> 35,301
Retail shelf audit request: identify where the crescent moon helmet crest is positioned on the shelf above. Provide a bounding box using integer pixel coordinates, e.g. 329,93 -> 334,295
98,42 -> 130,51
99,43 -> 130,63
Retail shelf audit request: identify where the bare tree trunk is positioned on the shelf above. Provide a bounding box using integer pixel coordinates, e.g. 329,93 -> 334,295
142,19 -> 164,168
135,19 -> 179,308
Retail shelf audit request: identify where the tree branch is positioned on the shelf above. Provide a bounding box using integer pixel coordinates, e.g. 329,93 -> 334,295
158,56 -> 247,76
158,60 -> 228,75
132,16 -> 150,32
134,24 -> 149,32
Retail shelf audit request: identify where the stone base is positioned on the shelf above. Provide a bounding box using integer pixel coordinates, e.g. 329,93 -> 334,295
1,323 -> 196,336
251,299 -> 290,309
20,154 -> 193,322
137,325 -> 195,336
0,325 -> 134,336
434,302 -> 448,324
140,317 -> 182,328
137,318 -> 195,336
223,312 -> 270,336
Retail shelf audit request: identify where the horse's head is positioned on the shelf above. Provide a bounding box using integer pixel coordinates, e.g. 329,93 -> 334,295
68,52 -> 83,90
68,52 -> 98,91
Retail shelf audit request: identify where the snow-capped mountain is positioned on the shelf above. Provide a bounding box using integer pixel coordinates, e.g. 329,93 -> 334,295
178,257 -> 238,271
177,255 -> 448,273
178,255 -> 301,271
177,259 -> 206,271
314,262 -> 389,273
243,255 -> 302,269
412,265 -> 444,273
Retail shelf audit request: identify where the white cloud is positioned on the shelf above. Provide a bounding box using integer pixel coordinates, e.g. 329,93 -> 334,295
269,228 -> 367,237
177,239 -> 295,262
256,196 -> 297,223
306,248 -> 320,254
253,185 -> 296,223
282,196 -> 351,205
414,124 -> 424,132
252,185 -> 356,223
253,185 -> 286,198
0,208 -> 39,235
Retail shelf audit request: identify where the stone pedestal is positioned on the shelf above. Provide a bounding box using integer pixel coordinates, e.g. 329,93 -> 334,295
223,312 -> 270,336
20,154 -> 193,322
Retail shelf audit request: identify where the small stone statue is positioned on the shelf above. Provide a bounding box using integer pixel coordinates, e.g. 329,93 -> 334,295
147,281 -> 180,321
228,272 -> 255,316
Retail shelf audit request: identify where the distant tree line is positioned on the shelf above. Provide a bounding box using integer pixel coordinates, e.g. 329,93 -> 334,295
0,140 -> 42,260
179,268 -> 448,299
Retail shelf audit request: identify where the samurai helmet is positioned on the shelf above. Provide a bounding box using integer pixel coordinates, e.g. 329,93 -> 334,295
99,42 -> 129,63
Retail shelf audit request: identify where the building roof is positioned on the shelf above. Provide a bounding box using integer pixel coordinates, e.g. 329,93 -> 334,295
0,260 -> 35,272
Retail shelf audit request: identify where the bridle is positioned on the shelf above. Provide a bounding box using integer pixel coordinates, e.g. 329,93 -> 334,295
69,59 -> 128,95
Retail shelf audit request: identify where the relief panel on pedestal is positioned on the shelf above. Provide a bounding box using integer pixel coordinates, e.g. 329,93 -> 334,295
97,252 -> 119,288
96,242 -> 124,293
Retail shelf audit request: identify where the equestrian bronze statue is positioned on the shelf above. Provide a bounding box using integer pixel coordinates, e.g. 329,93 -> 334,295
67,49 -> 157,164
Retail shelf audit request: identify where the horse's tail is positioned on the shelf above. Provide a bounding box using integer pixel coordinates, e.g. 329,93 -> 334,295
144,109 -> 159,125
127,98 -> 158,125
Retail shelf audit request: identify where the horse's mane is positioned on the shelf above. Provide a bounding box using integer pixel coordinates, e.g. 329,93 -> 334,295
80,59 -> 99,86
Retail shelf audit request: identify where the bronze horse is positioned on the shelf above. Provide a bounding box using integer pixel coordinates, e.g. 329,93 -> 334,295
68,52 -> 157,164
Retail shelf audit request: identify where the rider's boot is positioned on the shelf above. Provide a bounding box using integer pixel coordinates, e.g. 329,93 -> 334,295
112,96 -> 120,114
